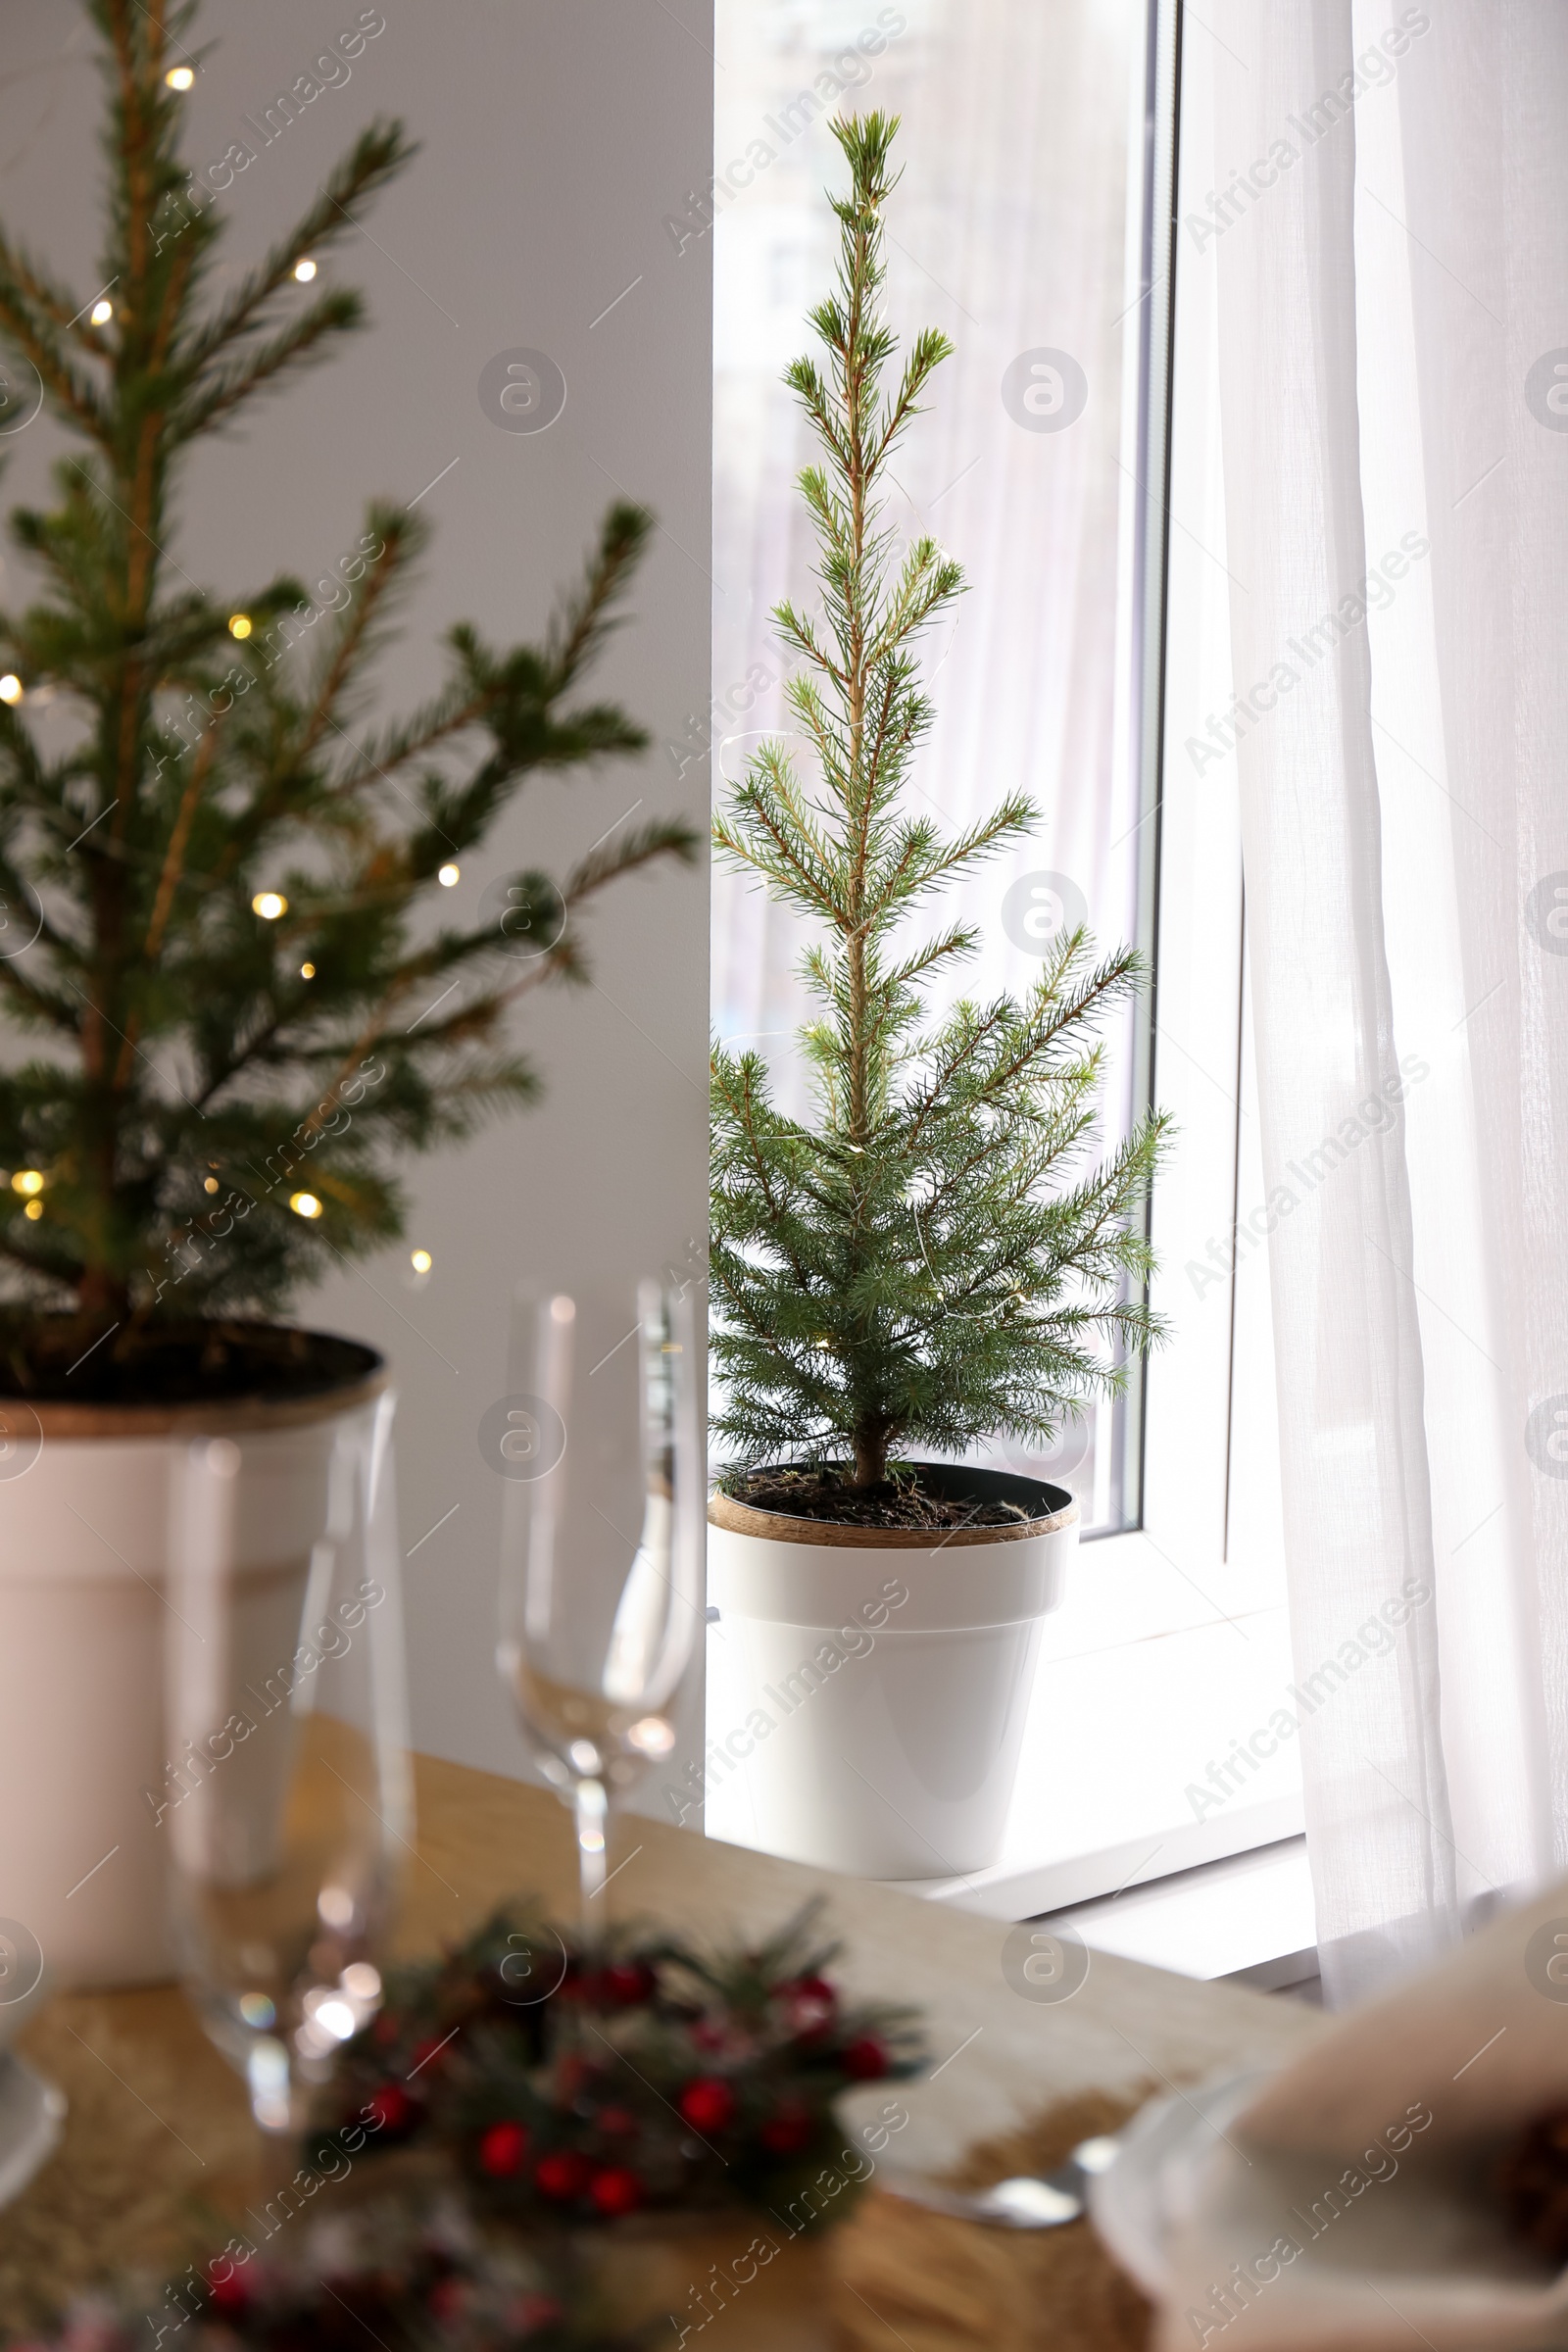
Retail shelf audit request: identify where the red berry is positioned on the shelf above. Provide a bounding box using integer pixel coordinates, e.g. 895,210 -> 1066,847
206,2267 -> 250,2312
365,2082 -> 413,2133
679,2076 -> 736,2133
597,1960 -> 655,2007
507,2295 -> 564,2334
535,2148 -> 594,2201
841,2034 -> 888,2081
477,2119 -> 530,2178
411,2034 -> 451,2078
589,2164 -> 644,2216
760,2101 -> 814,2155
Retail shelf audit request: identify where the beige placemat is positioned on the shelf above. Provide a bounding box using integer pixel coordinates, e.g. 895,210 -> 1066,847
830,2087 -> 1153,2352
3,1991 -> 254,2333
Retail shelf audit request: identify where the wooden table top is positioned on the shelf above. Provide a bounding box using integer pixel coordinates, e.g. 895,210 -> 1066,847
6,1754 -> 1325,2341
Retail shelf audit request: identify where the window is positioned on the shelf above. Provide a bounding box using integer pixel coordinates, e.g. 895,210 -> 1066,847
710,0 -> 1153,1533
707,0 -> 1300,1907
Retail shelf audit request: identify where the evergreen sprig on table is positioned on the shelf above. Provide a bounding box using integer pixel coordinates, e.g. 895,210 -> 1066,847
0,0 -> 695,1339
710,113 -> 1169,1493
315,1901 -> 925,2226
22,2205 -> 639,2352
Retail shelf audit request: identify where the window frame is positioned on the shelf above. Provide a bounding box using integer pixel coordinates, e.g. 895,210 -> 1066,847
704,0 -> 1301,1913
903,0 -> 1300,1913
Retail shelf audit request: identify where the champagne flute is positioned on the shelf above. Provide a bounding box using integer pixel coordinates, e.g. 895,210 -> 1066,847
494,1278 -> 704,1932
164,1392 -> 413,2164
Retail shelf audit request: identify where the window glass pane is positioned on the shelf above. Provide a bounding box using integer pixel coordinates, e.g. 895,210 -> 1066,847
710,0 -> 1152,1532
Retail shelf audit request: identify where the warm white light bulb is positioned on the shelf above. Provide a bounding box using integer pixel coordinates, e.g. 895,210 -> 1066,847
165,65 -> 195,91
228,612 -> 252,640
437,861 -> 460,887
0,676 -> 23,706
252,891 -> 286,920
90,300 -> 113,326
289,1192 -> 322,1220
627,1715 -> 676,1758
293,259 -> 318,284
411,1249 -> 432,1274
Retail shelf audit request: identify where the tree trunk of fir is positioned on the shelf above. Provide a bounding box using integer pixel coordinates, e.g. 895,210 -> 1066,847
76,1264 -> 129,1325
853,1429 -> 886,1490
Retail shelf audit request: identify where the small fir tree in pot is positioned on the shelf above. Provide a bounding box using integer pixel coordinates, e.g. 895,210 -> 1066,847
0,0 -> 696,1396
710,113 -> 1169,1527
0,0 -> 699,1995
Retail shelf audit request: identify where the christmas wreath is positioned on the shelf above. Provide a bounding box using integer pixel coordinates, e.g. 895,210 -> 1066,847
312,1901 -> 925,2227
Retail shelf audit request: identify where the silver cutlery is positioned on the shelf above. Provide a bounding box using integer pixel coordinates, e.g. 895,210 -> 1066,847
878,2132 -> 1121,2229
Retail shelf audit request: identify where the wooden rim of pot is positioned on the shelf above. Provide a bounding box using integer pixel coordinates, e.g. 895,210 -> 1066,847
707,1484 -> 1080,1549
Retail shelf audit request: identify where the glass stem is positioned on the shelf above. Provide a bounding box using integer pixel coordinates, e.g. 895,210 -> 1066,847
245,2035 -> 303,2203
574,1773 -> 609,1936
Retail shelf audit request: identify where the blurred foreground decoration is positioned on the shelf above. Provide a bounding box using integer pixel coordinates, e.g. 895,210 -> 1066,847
313,1899 -> 925,2230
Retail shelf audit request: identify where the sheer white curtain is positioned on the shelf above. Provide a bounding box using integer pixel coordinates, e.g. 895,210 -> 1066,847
1205,0 -> 1568,2001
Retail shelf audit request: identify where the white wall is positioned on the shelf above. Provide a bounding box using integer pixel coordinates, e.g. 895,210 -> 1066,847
0,3 -> 711,1787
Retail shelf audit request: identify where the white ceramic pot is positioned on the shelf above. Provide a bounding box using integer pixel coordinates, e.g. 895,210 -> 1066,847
0,1343 -> 383,1990
705,1466 -> 1077,1879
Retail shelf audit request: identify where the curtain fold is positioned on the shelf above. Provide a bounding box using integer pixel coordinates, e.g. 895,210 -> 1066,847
1206,0 -> 1568,2001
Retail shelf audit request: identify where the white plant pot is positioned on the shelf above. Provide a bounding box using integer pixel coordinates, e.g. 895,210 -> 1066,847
705,1467 -> 1077,1879
0,1347 -> 383,1990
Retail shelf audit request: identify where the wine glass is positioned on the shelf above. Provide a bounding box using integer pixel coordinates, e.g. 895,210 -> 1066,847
494,1278 -> 704,1932
163,1392 -> 413,2165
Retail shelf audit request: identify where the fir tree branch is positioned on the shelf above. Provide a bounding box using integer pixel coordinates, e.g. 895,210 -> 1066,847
712,784 -> 843,928
546,500 -> 654,687
0,267 -> 108,441
772,599 -> 847,686
178,288 -> 367,434
557,812 -> 700,909
0,955 -> 82,1037
0,234 -> 88,341
325,676 -> 497,799
878,923 -> 977,995
180,120 -> 415,373
293,511 -> 413,761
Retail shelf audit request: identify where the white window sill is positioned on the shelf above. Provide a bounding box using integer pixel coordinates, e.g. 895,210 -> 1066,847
882,1586 -> 1303,1918
707,1527 -> 1303,1918
1037,1836 -> 1318,1990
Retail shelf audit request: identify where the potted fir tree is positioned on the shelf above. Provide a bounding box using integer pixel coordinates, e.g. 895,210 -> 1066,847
0,0 -> 695,1984
708,115 -> 1168,1879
